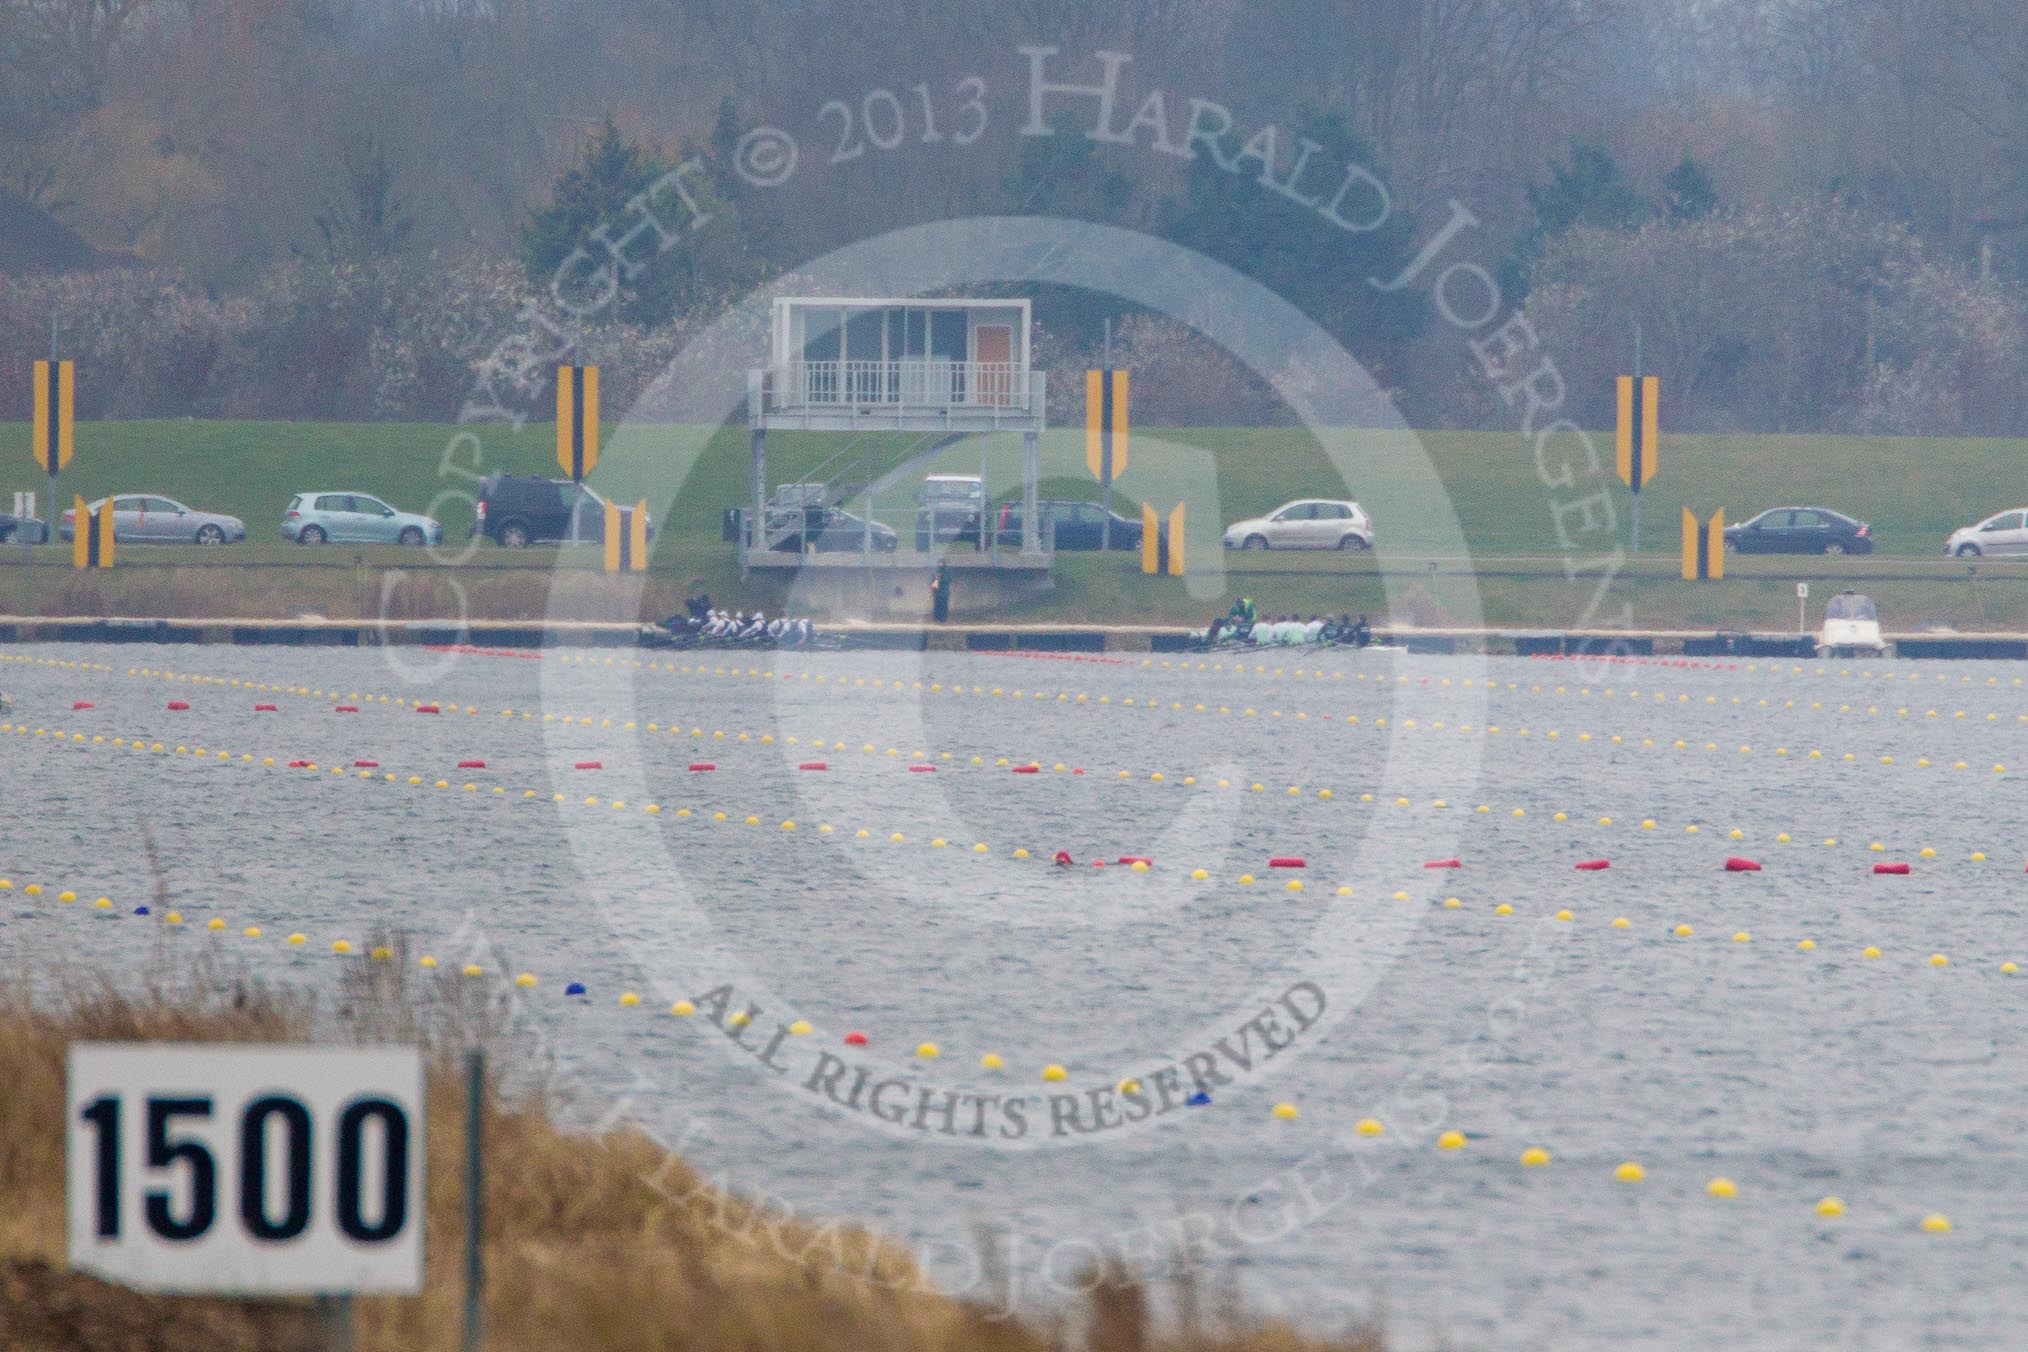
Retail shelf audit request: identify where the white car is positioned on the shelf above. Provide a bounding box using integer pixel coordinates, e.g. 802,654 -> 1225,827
1223,499 -> 1373,551
1944,509 -> 2028,557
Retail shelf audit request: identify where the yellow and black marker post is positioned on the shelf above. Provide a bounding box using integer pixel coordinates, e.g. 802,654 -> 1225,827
1140,502 -> 1186,576
71,495 -> 113,570
32,359 -> 75,545
1681,508 -> 1724,581
1616,374 -> 1659,551
1085,367 -> 1128,550
556,364 -> 600,482
603,498 -> 648,573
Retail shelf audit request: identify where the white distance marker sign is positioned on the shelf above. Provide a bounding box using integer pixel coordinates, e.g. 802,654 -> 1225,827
67,1044 -> 424,1294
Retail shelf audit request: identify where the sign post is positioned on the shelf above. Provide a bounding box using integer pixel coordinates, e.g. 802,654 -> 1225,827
1616,374 -> 1658,552
1680,508 -> 1724,581
1797,581 -> 1809,634
68,1044 -> 424,1297
556,364 -> 600,542
71,496 -> 114,570
32,359 -> 74,545
603,498 -> 649,573
1086,367 -> 1128,551
1139,501 -> 1185,577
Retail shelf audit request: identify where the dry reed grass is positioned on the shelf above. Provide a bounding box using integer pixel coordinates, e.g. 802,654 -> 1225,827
0,957 -> 1396,1352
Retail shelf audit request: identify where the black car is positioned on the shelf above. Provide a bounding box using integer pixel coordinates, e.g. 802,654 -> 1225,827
0,513 -> 47,544
1724,506 -> 1874,555
473,473 -> 649,547
768,507 -> 898,553
994,500 -> 1144,550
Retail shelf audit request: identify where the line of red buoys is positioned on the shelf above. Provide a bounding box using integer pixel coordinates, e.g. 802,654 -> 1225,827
1575,859 -> 1611,871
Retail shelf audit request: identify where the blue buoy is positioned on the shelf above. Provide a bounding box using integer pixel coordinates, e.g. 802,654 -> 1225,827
565,981 -> 587,997
133,906 -> 150,916
1186,1090 -> 1212,1107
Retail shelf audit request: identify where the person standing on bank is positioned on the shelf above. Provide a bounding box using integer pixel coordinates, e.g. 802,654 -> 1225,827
931,559 -> 953,622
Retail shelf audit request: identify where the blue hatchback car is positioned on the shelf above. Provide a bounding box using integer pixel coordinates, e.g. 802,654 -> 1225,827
282,492 -> 443,546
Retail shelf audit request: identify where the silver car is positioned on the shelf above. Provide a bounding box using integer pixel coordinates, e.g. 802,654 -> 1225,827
1223,499 -> 1374,551
1944,509 -> 2028,557
58,495 -> 247,544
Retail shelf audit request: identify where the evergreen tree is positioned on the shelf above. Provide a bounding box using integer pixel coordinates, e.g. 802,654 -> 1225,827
1662,155 -> 1719,222
522,117 -> 747,327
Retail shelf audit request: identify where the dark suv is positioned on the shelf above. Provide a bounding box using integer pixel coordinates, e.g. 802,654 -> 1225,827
473,474 -> 649,547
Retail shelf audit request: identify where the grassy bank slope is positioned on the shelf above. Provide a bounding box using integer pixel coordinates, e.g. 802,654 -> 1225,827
0,967 -> 1388,1352
4,421 -> 2028,631
4,421 -> 2026,557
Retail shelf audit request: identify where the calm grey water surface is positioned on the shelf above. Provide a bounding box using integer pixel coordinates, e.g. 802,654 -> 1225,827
3,642 -> 2025,1350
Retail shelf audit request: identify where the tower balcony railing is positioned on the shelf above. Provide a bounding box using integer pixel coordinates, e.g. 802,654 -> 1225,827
767,360 -> 1035,412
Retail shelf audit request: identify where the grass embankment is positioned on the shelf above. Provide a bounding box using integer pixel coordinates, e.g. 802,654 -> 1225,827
2,420 -> 2026,630
0,963 -> 1388,1352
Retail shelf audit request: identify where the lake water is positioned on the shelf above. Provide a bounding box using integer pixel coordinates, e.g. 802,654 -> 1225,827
3,641 -> 2024,1350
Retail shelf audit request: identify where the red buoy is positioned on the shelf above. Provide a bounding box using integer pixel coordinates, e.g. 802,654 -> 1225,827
166,701 -> 190,711
687,762 -> 715,772
71,701 -> 93,710
458,760 -> 487,769
1268,857 -> 1306,869
1118,856 -> 1152,866
1090,859 -> 1106,867
575,761 -> 603,771
1724,857 -> 1762,872
415,703 -> 440,714
1574,859 -> 1611,871
1873,862 -> 1910,875
254,703 -> 277,712
908,764 -> 936,773
798,761 -> 828,771
1423,858 -> 1462,869
1011,764 -> 1040,774
844,1031 -> 868,1046
353,760 -> 379,768
288,760 -> 310,768
334,705 -> 359,713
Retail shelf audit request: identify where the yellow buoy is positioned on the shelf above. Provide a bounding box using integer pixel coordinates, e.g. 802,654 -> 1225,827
1611,917 -> 1630,929
1614,1161 -> 1646,1183
1862,946 -> 1882,959
619,992 -> 641,1007
1929,953 -> 1949,967
1797,938 -> 1817,951
1041,1064 -> 1067,1082
1354,1117 -> 1384,1137
1817,1197 -> 1845,1218
671,1000 -> 696,1016
1272,1102 -> 1299,1120
1495,903 -> 1514,916
980,1053 -> 1004,1070
515,972 -> 537,988
1437,1130 -> 1467,1151
1674,924 -> 1694,938
1520,1147 -> 1552,1167
1920,1213 -> 1952,1234
916,1042 -> 940,1059
1707,1177 -> 1738,1199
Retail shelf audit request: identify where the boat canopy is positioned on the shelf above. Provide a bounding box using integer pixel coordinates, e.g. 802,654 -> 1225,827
1826,592 -> 1877,622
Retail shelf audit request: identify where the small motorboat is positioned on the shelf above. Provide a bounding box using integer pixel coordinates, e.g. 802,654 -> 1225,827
1818,591 -> 1889,657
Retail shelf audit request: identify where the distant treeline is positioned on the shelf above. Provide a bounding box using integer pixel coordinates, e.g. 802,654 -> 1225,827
3,1 -> 2025,434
